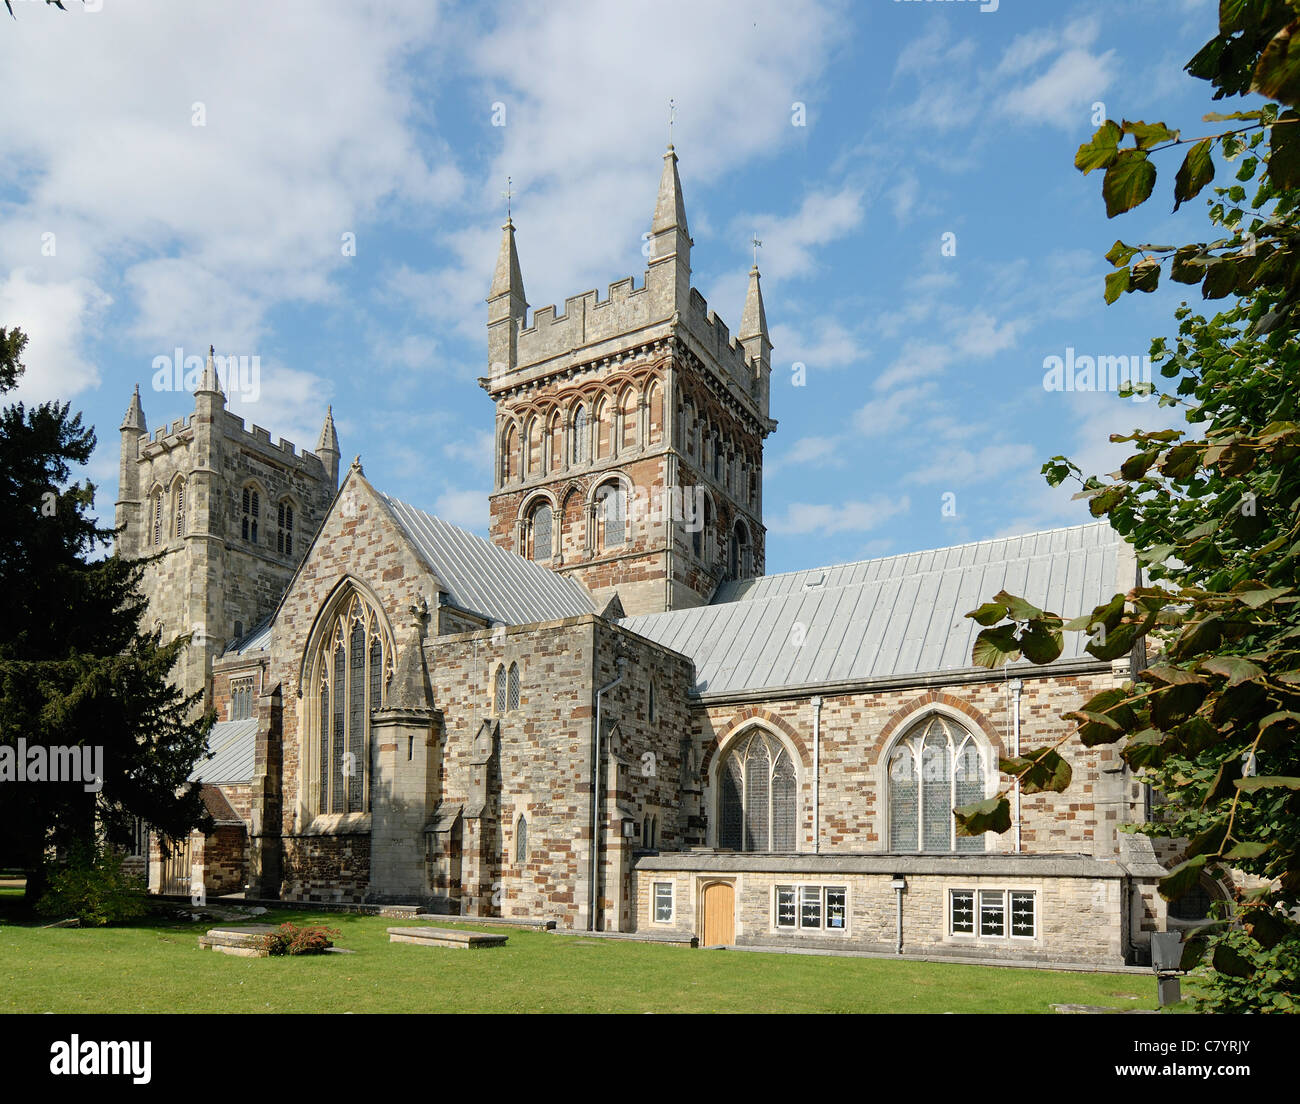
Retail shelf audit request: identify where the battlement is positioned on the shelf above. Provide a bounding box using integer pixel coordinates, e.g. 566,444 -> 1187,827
147,415 -> 193,449
220,410 -> 326,473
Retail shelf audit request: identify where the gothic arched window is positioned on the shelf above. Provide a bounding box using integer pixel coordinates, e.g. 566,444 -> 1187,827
277,499 -> 295,556
310,592 -> 391,816
718,729 -> 797,852
516,815 -> 528,864
887,715 -> 987,853
507,662 -> 520,711
150,487 -> 163,547
494,664 -> 507,715
172,479 -> 186,539
241,485 -> 260,543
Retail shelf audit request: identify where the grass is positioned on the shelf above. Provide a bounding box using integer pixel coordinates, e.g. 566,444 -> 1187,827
0,887 -> 1158,1014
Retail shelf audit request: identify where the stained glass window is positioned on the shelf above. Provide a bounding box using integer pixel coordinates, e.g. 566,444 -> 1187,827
888,716 -> 986,853
716,730 -> 798,853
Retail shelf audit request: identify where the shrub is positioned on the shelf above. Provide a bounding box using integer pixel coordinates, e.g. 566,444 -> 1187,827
35,849 -> 148,927
261,922 -> 339,956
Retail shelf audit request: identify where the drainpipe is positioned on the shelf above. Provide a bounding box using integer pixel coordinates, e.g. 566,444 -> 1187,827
1009,678 -> 1023,853
589,657 -> 627,931
891,875 -> 906,954
811,696 -> 823,854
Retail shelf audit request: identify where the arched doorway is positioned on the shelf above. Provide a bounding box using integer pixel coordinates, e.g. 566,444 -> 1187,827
701,881 -> 735,946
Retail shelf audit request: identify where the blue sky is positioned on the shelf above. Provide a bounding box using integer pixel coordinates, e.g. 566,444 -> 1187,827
1,0 -> 1233,574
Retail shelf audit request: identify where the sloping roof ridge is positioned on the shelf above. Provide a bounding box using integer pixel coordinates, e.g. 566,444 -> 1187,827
716,520 -> 1118,597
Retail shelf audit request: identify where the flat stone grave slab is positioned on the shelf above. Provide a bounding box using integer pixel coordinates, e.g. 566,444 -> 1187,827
387,926 -> 508,950
199,924 -> 277,957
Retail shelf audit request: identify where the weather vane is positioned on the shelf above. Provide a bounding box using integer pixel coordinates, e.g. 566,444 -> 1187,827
752,232 -> 763,267
668,98 -> 676,147
502,176 -> 512,221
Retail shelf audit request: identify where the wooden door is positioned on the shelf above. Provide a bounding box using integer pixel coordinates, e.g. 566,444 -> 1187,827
701,881 -> 735,946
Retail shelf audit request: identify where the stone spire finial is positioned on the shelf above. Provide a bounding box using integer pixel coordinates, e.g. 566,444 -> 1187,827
120,383 -> 147,432
739,263 -> 768,342
350,454 -> 364,475
651,144 -> 690,239
196,344 -> 223,397
489,215 -> 526,304
317,405 -> 339,455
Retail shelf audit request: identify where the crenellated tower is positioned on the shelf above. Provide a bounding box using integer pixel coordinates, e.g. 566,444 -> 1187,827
114,347 -> 341,700
483,146 -> 776,615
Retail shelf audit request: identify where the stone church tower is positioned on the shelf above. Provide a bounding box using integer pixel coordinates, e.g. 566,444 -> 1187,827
114,348 -> 339,701
485,146 -> 777,615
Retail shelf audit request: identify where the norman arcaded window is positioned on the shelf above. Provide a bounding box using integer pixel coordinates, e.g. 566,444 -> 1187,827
527,502 -> 553,562
241,485 -> 260,543
887,714 -> 987,853
571,406 -> 588,464
308,591 -> 391,816
595,480 -> 626,549
718,728 -> 797,852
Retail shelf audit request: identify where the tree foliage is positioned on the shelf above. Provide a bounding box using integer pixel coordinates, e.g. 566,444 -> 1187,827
962,2 -> 1300,1011
0,327 -> 213,901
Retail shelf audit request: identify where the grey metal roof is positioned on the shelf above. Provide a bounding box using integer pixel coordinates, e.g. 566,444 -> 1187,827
222,616 -> 271,657
620,522 -> 1123,696
190,718 -> 258,784
380,494 -> 595,626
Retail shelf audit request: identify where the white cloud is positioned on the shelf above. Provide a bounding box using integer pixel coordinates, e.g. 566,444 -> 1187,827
766,433 -> 848,475
1000,47 -> 1118,129
435,487 -> 490,533
767,495 -> 910,537
0,270 -> 112,402
736,186 -> 865,282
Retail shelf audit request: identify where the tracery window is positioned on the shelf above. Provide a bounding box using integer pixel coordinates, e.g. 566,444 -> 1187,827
718,729 -> 797,852
887,714 -> 987,853
241,485 -> 260,543
230,676 -> 254,721
310,593 -> 390,815
277,499 -> 294,556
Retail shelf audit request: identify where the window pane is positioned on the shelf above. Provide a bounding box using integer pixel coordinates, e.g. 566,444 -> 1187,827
950,890 -> 975,934
348,620 -> 365,813
771,750 -> 797,851
318,678 -> 329,815
922,726 -> 952,851
954,735 -> 986,853
800,885 -> 821,929
720,757 -> 744,850
654,883 -> 673,922
776,886 -> 797,928
889,745 -> 918,850
495,666 -> 507,714
533,505 -> 552,561
825,887 -> 846,930
980,890 -> 1005,937
743,736 -> 770,852
331,642 -> 345,814
507,663 -> 520,711
1010,892 -> 1035,938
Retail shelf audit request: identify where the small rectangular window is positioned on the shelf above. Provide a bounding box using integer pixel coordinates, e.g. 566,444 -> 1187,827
980,890 -> 1006,937
775,885 -> 797,928
1010,891 -> 1036,938
824,886 -> 846,930
650,879 -> 670,920
230,677 -> 254,721
799,885 -> 821,929
950,890 -> 975,935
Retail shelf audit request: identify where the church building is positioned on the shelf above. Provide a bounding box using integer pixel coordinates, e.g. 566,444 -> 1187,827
113,147 -> 1207,967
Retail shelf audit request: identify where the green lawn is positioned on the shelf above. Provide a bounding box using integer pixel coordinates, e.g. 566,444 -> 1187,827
0,887 -> 1157,1013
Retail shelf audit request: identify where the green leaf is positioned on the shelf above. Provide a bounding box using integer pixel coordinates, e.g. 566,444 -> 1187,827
965,601 -> 1007,627
1235,775 -> 1300,793
1146,663 -> 1204,686
1130,257 -> 1160,292
1159,853 -> 1207,901
1212,942 -> 1255,978
1234,584 -> 1292,608
953,796 -> 1012,837
1199,655 -> 1266,686
1085,620 -> 1140,661
1225,841 -> 1272,860
1075,120 -> 1122,174
1105,240 -> 1139,267
1253,20 -> 1300,109
1102,150 -> 1157,217
1268,111 -> 1300,188
1173,139 -> 1215,212
971,624 -> 1021,668
999,749 -> 1072,794
1020,619 -> 1064,664
1122,119 -> 1177,149
1104,266 -> 1131,304
991,591 -> 1042,621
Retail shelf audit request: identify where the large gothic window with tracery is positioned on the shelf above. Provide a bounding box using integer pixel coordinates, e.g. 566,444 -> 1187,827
887,714 -> 987,853
310,593 -> 391,816
718,729 -> 798,852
